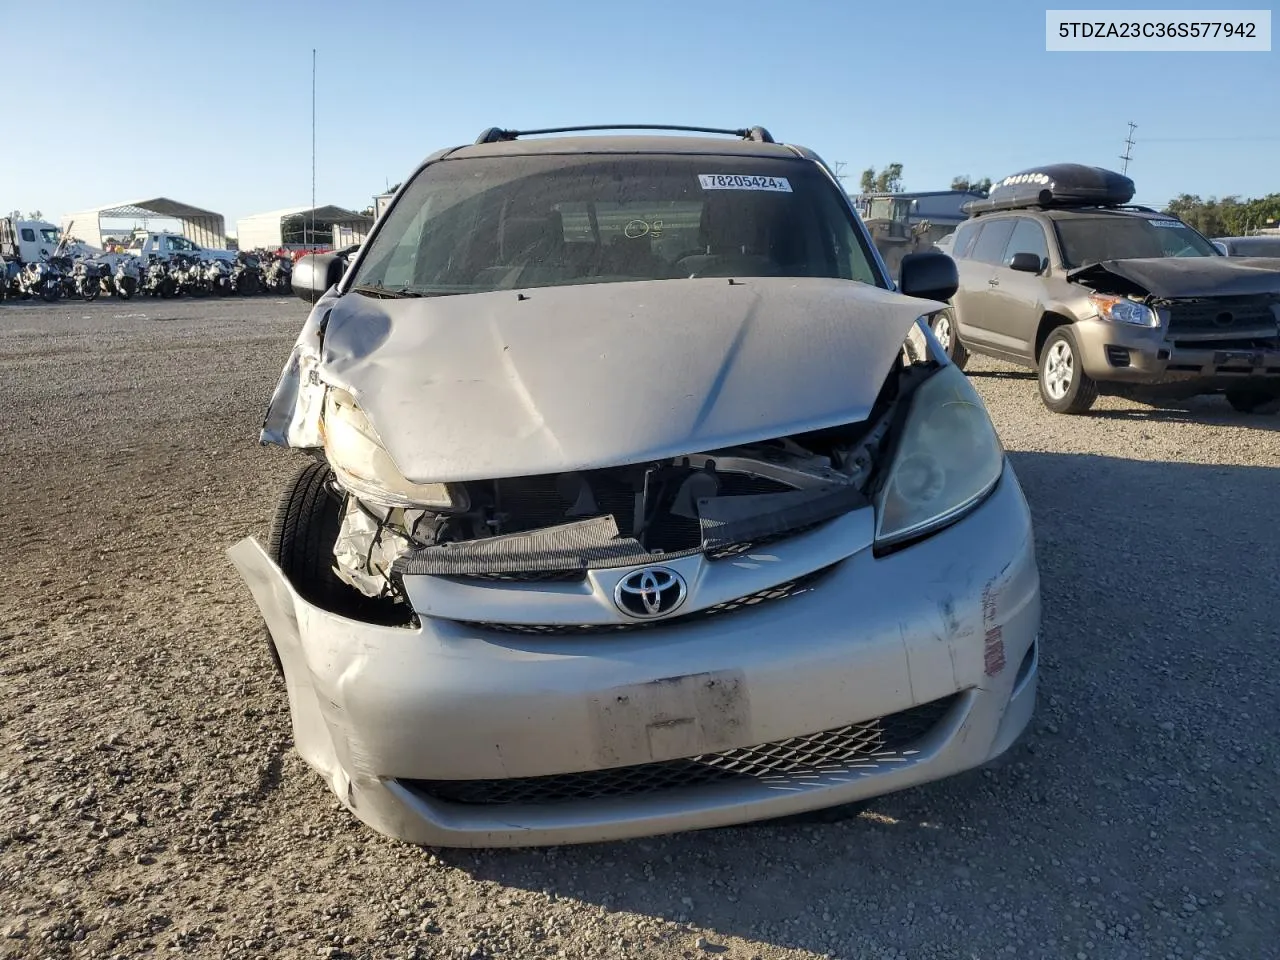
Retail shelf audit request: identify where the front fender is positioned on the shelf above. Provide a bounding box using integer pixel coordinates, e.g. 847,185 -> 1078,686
260,294 -> 339,449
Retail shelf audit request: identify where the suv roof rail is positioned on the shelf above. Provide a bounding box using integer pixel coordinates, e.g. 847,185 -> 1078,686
473,124 -> 776,145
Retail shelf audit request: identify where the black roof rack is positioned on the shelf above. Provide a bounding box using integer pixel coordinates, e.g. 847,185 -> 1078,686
473,124 -> 775,145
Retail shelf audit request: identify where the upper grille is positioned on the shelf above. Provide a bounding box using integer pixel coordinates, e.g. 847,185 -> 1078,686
403,694 -> 959,806
457,570 -> 588,584
457,565 -> 833,635
1167,297 -> 1279,335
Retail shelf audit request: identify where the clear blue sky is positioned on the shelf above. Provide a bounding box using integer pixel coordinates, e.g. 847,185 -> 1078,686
2,0 -> 1276,232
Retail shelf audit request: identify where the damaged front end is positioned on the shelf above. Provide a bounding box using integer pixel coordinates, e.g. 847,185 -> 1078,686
245,277 -> 1005,624
1069,258 -> 1280,388
308,344 -> 950,616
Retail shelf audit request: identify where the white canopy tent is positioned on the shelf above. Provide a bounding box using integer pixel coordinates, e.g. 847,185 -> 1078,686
59,198 -> 226,249
237,205 -> 374,251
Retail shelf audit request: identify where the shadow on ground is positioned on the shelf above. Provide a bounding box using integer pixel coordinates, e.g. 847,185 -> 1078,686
430,452 -> 1279,958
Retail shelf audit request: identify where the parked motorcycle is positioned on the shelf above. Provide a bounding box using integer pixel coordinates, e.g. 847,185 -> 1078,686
109,257 -> 140,300
142,256 -> 175,298
19,260 -> 62,302
1,258 -> 20,301
71,258 -> 108,301
230,252 -> 261,295
169,254 -> 206,297
262,254 -> 293,294
203,258 -> 231,296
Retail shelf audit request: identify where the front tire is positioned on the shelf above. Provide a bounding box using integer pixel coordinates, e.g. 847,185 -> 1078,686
267,462 -> 400,626
930,309 -> 968,369
1225,387 -> 1280,415
82,278 -> 100,301
1038,326 -> 1098,414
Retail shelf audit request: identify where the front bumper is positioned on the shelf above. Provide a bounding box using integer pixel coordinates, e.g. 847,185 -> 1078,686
1074,318 -> 1280,387
228,463 -> 1040,847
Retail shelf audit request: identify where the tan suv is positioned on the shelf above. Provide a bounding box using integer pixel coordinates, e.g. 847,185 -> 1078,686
933,164 -> 1280,414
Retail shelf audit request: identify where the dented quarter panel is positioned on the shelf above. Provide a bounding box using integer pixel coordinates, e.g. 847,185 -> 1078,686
303,277 -> 940,482
225,462 -> 1038,847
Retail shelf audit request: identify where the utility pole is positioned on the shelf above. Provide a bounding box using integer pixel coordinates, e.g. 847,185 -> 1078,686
1120,122 -> 1137,175
831,161 -> 849,186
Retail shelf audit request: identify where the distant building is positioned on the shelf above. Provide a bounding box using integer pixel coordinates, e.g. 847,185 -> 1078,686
373,189 -> 398,221
852,190 -> 988,231
236,206 -> 374,251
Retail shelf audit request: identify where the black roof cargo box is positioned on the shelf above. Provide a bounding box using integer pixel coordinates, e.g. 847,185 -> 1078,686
962,164 -> 1135,216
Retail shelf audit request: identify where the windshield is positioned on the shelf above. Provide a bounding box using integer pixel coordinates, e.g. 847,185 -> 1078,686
40,228 -> 60,244
1054,214 -> 1219,267
351,154 -> 879,296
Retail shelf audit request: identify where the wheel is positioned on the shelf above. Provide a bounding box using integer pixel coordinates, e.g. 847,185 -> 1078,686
40,282 -> 59,303
1038,326 -> 1098,414
930,309 -> 968,369
267,462 -> 401,631
118,278 -> 135,300
82,278 -> 99,301
1225,387 -> 1280,414
161,278 -> 176,298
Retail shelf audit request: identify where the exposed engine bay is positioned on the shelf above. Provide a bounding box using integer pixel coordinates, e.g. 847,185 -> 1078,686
331,355 -> 931,603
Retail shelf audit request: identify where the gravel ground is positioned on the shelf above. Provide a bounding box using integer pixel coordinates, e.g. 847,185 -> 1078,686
1,297 -> 1277,960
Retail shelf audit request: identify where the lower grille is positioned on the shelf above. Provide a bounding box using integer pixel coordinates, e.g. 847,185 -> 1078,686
403,694 -> 959,806
459,566 -> 833,635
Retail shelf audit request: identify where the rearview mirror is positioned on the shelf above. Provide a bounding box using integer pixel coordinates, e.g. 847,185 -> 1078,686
292,253 -> 345,304
1009,252 -> 1044,274
899,251 -> 958,302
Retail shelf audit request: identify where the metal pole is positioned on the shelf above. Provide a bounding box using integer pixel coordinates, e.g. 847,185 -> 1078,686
311,48 -> 317,254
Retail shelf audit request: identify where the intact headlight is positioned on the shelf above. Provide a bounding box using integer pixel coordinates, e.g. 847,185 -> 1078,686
875,365 -> 1003,549
320,388 -> 467,510
1089,293 -> 1158,327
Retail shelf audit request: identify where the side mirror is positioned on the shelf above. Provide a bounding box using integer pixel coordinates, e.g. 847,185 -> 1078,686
1009,252 -> 1044,274
292,253 -> 345,303
899,250 -> 958,302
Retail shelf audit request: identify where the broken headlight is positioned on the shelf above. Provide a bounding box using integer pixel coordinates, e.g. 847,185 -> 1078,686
321,389 -> 468,510
874,365 -> 1003,549
1089,294 -> 1158,328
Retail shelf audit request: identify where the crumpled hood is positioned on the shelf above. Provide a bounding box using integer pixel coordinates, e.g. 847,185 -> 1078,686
1068,256 -> 1280,299
312,277 -> 937,482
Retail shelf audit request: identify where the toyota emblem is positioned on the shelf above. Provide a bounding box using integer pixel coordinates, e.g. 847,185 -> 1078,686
614,566 -> 688,619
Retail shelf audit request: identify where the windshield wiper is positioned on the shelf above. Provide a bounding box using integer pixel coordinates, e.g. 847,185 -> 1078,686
350,284 -> 428,299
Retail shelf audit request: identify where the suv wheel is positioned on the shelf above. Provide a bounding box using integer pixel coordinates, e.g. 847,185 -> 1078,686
930,309 -> 968,369
1038,326 -> 1098,414
1225,387 -> 1280,415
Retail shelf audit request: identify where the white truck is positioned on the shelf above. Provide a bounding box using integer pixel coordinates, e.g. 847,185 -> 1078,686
125,231 -> 236,263
0,216 -> 65,263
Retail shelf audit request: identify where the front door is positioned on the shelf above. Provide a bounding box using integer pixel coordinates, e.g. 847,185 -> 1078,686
984,218 -> 1052,361
951,217 -> 1014,355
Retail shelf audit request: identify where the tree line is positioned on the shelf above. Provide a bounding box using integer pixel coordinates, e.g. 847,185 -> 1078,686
858,163 -> 1279,236
1160,194 -> 1280,237
858,164 -> 992,195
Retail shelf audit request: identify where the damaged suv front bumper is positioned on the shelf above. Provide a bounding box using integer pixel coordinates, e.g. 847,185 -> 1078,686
228,462 -> 1039,848
1074,319 -> 1280,388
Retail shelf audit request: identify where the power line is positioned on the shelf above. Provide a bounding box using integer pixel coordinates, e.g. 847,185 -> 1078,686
1120,121 -> 1137,175
1141,135 -> 1280,143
